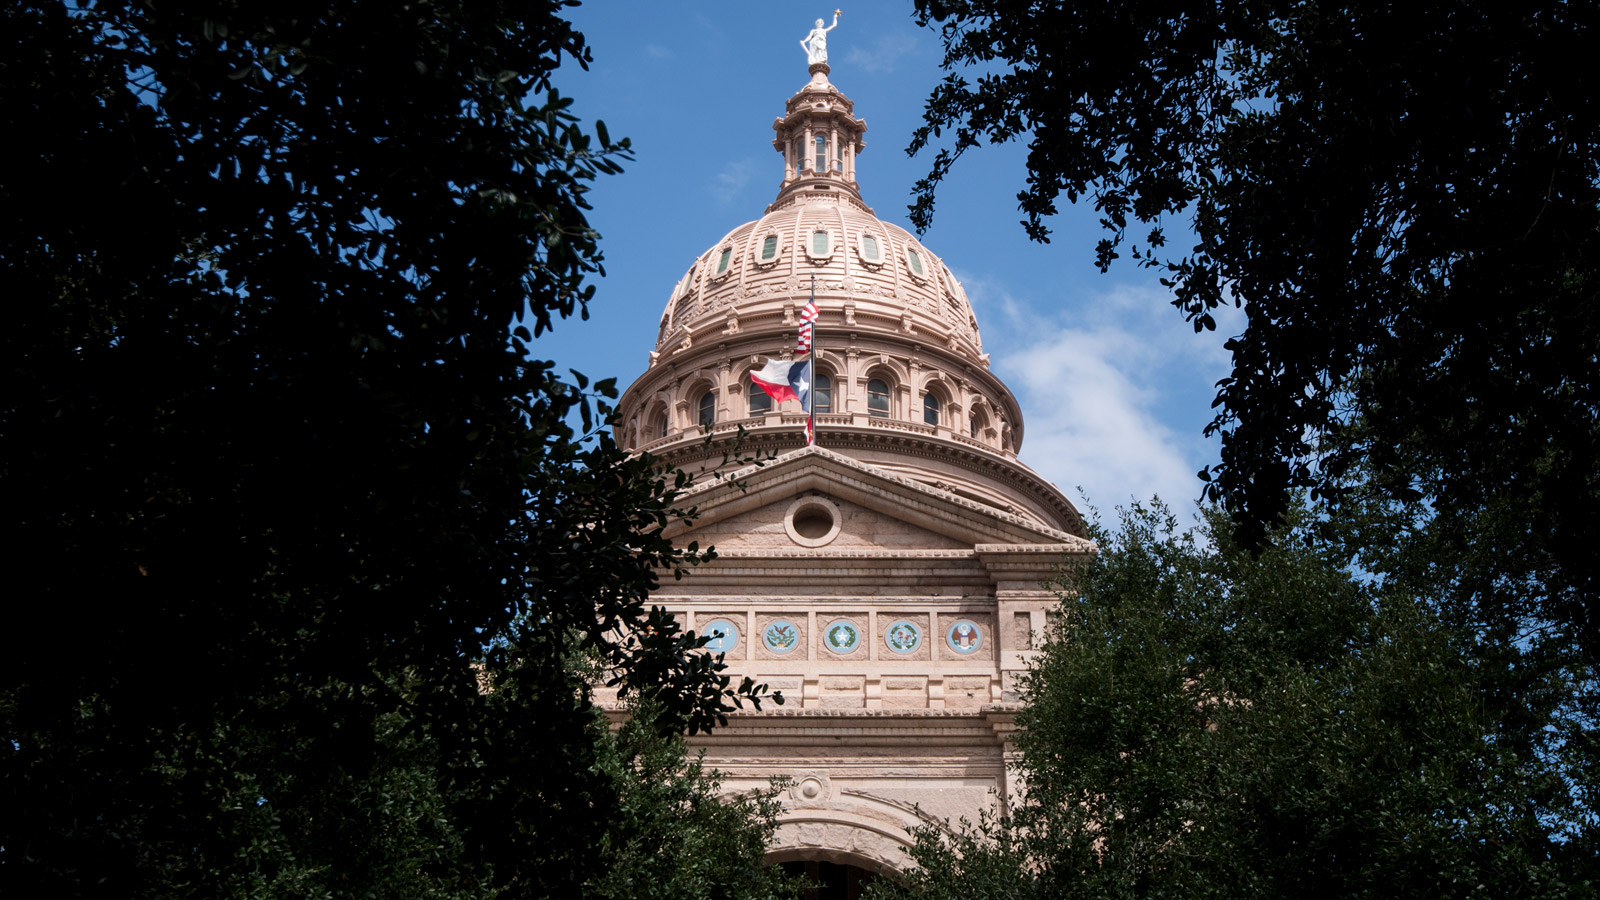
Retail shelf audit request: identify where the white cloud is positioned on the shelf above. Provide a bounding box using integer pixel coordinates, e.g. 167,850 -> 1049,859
842,31 -> 921,75
708,158 -> 757,207
962,274 -> 1240,525
693,12 -> 727,44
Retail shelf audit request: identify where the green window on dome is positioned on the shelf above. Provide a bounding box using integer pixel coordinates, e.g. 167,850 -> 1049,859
907,248 -> 925,277
761,235 -> 778,260
716,247 -> 731,274
813,230 -> 829,256
861,234 -> 880,261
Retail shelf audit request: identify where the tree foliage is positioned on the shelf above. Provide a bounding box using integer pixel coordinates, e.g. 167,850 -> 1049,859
586,702 -> 800,900
1,2 -> 772,896
908,0 -> 1600,655
873,502 -> 1597,900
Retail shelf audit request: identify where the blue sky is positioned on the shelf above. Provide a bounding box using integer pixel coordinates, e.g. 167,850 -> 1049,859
541,3 -> 1241,522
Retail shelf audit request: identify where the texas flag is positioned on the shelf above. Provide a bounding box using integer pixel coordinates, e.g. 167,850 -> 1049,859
750,357 -> 812,409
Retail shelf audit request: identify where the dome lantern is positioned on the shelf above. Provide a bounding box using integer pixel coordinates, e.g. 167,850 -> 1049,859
769,65 -> 868,208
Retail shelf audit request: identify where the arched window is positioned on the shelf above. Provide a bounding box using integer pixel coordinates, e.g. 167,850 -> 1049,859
650,408 -> 669,441
813,374 -> 832,414
749,385 -> 773,415
698,391 -> 716,428
970,408 -> 988,440
867,378 -> 890,418
923,392 -> 941,426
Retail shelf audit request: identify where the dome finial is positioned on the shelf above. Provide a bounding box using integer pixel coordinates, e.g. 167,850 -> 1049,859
800,10 -> 842,77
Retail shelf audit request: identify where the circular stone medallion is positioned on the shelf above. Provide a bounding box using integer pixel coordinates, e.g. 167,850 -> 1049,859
702,618 -> 739,653
822,619 -> 861,654
883,619 -> 923,654
763,619 -> 801,654
945,620 -> 982,654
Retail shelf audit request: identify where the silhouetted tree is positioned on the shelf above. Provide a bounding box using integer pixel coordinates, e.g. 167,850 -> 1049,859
1,2 -> 773,896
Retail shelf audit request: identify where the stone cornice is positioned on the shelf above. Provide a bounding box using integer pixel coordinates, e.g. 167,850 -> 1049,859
716,705 -> 1023,719
706,547 -> 979,559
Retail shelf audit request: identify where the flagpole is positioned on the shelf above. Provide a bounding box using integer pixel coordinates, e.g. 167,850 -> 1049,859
809,275 -> 817,447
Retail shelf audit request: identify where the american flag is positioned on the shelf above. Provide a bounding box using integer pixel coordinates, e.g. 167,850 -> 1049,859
797,297 -> 818,354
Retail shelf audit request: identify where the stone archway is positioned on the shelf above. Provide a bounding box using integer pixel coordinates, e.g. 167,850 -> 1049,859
765,803 -> 917,878
766,813 -> 909,900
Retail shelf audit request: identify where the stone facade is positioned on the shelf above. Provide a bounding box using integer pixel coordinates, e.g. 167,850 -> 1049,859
610,63 -> 1094,879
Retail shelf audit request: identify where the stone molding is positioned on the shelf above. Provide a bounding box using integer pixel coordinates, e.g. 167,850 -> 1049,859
667,445 -> 1093,547
644,425 -> 1083,535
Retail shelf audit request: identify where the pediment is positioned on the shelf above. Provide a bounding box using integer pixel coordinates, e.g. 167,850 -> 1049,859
662,446 -> 1094,552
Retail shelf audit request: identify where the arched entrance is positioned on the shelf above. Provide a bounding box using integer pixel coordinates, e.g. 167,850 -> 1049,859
764,804 -> 915,900
775,858 -> 880,900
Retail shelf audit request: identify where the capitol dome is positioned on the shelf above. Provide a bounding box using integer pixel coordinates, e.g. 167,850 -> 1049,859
616,65 -> 1084,537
